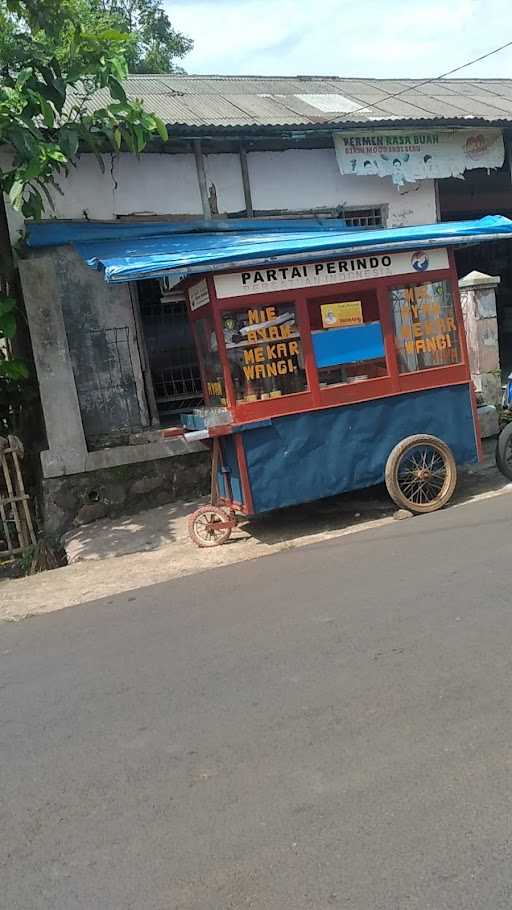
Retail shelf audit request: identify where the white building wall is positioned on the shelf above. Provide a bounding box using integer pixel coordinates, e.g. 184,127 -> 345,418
6,147 -> 438,229
246,149 -> 437,226
115,154 -> 203,216
203,153 -> 246,213
49,155 -> 116,221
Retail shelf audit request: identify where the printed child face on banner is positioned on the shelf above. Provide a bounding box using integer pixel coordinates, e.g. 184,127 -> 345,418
423,154 -> 434,177
363,159 -> 378,175
391,156 -> 408,186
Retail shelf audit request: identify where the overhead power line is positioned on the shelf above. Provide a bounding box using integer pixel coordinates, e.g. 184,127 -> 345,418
329,38 -> 512,122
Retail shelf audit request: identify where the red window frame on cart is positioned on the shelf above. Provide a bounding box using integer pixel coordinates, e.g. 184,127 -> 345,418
186,250 -> 471,423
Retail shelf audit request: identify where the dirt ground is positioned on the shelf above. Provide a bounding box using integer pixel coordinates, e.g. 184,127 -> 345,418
1,439 -> 510,622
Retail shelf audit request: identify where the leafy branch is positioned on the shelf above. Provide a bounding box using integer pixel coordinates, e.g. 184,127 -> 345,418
0,21 -> 168,219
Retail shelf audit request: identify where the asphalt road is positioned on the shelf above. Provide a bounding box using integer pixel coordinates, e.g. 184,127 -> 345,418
2,494 -> 512,910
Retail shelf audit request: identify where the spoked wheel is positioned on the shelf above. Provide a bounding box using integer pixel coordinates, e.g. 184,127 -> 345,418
496,422 -> 512,481
385,434 -> 457,514
188,505 -> 233,548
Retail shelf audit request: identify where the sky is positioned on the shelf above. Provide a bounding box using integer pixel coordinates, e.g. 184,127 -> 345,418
166,0 -> 512,79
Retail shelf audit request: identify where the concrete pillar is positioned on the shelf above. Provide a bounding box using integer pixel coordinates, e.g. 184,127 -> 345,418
18,255 -> 88,477
459,270 -> 501,406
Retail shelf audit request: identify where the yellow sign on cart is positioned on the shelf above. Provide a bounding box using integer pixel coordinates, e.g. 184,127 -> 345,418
321,300 -> 363,329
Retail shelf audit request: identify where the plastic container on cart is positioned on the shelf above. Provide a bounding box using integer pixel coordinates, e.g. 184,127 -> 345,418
181,413 -> 205,431
181,407 -> 232,432
202,407 -> 232,428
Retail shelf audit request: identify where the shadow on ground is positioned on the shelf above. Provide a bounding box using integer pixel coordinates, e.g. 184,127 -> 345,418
242,485 -> 394,546
60,438 -> 510,564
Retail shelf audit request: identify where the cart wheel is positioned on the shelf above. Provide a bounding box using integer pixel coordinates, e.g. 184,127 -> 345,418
385,434 -> 457,514
188,505 -> 232,548
496,422 -> 512,481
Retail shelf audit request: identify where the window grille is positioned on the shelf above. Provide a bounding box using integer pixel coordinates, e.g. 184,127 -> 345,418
138,284 -> 203,422
255,207 -> 384,228
343,207 -> 383,228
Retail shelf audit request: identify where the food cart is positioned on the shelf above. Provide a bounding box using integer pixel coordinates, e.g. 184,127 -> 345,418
184,241 -> 480,546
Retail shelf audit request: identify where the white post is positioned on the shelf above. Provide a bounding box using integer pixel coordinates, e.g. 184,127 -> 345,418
459,270 -> 501,407
18,256 -> 88,477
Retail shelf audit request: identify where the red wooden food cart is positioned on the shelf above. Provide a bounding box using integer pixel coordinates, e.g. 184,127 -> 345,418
184,241 -> 481,546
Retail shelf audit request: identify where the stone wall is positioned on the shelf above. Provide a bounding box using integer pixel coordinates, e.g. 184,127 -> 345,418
42,449 -> 210,538
20,247 -> 150,450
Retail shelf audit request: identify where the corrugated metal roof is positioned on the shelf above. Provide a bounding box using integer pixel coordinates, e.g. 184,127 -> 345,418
74,75 -> 512,129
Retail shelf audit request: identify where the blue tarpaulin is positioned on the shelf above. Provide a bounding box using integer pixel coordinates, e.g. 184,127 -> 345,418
26,217 -> 346,247
26,215 -> 512,285
312,323 -> 385,368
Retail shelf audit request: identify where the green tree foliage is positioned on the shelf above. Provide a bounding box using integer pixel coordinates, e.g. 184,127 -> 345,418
84,1 -> 193,74
0,0 -> 177,431
0,0 -> 193,76
0,0 -> 171,220
0,298 -> 33,435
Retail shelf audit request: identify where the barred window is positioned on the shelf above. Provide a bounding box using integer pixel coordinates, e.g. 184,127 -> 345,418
343,207 -> 383,228
254,207 -> 384,229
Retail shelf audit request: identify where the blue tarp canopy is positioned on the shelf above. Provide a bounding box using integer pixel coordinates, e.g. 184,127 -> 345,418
26,215 -> 512,285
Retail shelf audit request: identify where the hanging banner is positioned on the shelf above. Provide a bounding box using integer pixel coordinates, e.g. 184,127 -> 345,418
333,128 -> 504,186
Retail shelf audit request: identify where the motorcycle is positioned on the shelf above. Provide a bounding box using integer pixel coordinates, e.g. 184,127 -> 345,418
495,373 -> 512,480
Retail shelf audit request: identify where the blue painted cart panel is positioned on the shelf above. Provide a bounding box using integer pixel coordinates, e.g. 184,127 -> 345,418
242,384 -> 478,514
217,435 -> 244,506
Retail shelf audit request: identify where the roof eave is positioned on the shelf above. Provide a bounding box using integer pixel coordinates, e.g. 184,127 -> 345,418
164,118 -> 512,139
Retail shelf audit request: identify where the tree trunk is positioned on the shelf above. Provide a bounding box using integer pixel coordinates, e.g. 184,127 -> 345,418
0,191 -> 14,296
